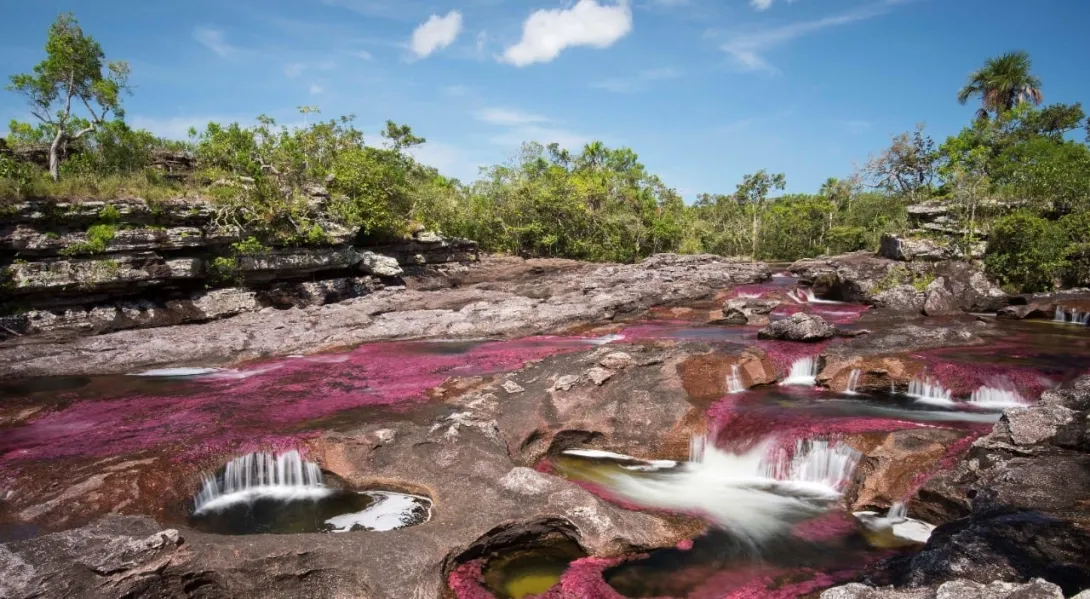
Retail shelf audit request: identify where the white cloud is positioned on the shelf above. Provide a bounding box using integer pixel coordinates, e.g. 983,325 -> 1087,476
408,141 -> 485,182
443,85 -> 470,97
490,125 -> 590,149
410,10 -> 463,59
475,107 -> 550,126
284,62 -> 306,78
129,115 -> 238,140
591,67 -> 679,93
652,0 -> 691,5
501,0 -> 633,67
751,0 -> 775,10
309,83 -> 325,95
347,50 -> 374,61
192,27 -> 237,57
722,0 -> 908,73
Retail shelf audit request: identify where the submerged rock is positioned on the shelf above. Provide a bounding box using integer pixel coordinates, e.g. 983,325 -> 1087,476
758,312 -> 837,342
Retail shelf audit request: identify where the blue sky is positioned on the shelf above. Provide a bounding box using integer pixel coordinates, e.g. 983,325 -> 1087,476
1,0 -> 1088,197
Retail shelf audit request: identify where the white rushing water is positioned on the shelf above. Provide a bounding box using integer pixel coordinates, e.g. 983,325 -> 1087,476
845,369 -> 862,395
561,436 -> 861,545
853,502 -> 935,547
906,377 -> 954,406
968,386 -> 1028,410
726,365 -> 746,394
323,491 -> 433,532
130,367 -> 223,377
1054,306 -> 1090,325
193,450 -> 330,514
780,357 -> 819,387
792,288 -> 845,305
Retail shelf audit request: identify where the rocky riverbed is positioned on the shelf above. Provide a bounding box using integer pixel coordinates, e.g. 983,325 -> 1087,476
1,250 -> 1089,599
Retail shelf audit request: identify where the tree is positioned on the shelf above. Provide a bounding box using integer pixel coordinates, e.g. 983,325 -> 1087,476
6,13 -> 130,181
381,121 -> 425,151
957,51 -> 1043,120
734,170 -> 786,257
864,125 -> 937,202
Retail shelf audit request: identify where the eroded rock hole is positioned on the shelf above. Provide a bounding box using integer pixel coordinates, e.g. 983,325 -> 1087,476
186,450 -> 432,535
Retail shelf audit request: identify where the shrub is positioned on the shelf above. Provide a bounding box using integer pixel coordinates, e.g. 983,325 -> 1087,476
984,211 -> 1068,292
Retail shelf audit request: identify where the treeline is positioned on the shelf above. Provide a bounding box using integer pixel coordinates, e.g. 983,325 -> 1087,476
3,15 -> 1090,292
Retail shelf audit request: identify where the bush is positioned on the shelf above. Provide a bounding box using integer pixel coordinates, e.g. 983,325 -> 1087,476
984,211 -> 1069,292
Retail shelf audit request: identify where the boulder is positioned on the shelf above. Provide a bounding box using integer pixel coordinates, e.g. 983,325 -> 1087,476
822,579 -> 1064,599
359,251 -> 404,277
923,278 -> 960,316
879,235 -> 956,262
720,298 -> 780,326
758,313 -> 837,342
873,285 -> 927,312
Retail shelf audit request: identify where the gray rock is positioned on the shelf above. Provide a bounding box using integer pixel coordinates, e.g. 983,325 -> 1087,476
880,235 -> 956,262
1005,404 -> 1076,446
586,366 -> 615,386
758,312 -> 836,342
360,251 -> 404,277
502,380 -> 525,394
553,375 -> 581,391
821,579 -> 1064,599
923,278 -> 960,316
721,298 -> 780,325
599,352 -> 634,370
874,285 -> 927,313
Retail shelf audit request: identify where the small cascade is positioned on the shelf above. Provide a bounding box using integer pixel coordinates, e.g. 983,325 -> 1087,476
853,501 -> 935,548
1054,306 -> 1090,325
906,377 -> 954,406
791,288 -> 844,305
845,369 -> 862,395
969,386 -> 1028,410
726,364 -> 746,394
558,435 -> 862,545
193,450 -> 329,514
757,438 -> 861,492
780,356 -> 819,387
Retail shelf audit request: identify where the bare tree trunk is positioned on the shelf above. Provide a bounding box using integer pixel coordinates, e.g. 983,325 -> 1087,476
751,210 -> 759,258
48,129 -> 64,182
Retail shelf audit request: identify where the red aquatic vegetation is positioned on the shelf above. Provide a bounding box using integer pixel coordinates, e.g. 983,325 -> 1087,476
0,337 -> 593,467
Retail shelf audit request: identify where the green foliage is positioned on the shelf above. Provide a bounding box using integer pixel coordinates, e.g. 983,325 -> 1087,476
957,51 -> 1043,120
985,211 -> 1068,292
6,13 -> 130,180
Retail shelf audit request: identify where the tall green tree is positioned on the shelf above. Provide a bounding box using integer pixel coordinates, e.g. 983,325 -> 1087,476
957,51 -> 1043,120
6,13 -> 130,181
734,170 -> 786,257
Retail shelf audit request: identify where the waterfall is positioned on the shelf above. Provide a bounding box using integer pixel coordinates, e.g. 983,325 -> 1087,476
792,288 -> 844,305
726,365 -> 746,394
887,502 -> 907,520
780,356 -> 819,386
756,438 -> 861,492
193,450 -> 330,514
906,377 -> 954,406
969,386 -> 1028,410
845,369 -> 862,395
561,435 -> 862,545
1054,307 -> 1090,325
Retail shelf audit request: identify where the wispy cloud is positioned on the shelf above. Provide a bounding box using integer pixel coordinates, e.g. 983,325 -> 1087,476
502,0 -> 633,67
129,115 -> 240,140
591,67 -> 680,93
721,0 -> 909,73
284,59 -> 337,78
309,83 -> 326,95
410,11 -> 463,59
489,125 -> 590,149
192,27 -> 237,57
750,0 -> 802,11
475,107 -> 550,126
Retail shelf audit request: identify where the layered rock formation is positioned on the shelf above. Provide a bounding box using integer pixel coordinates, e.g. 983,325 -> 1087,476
0,198 -> 478,338
790,251 -> 1008,313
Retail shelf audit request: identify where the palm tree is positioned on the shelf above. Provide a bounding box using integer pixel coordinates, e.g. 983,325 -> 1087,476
957,51 -> 1043,120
